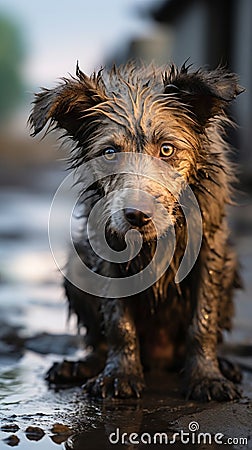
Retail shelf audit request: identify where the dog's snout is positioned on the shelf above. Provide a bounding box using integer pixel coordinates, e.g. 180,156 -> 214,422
124,208 -> 153,228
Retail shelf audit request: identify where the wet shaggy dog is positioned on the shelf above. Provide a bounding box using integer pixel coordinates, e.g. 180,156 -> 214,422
30,61 -> 243,401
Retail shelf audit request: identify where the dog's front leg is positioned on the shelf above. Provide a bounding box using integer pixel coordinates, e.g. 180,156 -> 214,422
84,298 -> 145,399
184,229 -> 241,402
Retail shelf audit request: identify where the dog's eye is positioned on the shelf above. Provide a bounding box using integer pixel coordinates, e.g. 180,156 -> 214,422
160,143 -> 175,158
103,148 -> 118,161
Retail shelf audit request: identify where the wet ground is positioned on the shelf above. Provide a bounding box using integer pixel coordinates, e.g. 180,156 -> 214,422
0,163 -> 252,449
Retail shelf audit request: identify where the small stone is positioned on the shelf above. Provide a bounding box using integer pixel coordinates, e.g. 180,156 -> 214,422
51,423 -> 72,435
25,426 -> 45,441
50,434 -> 69,444
1,424 -> 19,433
3,435 -> 20,447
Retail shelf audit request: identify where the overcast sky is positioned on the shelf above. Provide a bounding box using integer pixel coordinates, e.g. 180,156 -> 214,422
0,0 -> 156,87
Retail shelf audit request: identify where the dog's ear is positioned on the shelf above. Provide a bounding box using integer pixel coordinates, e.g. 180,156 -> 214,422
29,64 -> 106,138
164,65 -> 243,127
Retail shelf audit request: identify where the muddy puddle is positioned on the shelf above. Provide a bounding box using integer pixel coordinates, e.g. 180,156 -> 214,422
0,172 -> 252,449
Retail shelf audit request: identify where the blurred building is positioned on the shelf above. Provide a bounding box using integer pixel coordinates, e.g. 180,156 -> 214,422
107,0 -> 252,183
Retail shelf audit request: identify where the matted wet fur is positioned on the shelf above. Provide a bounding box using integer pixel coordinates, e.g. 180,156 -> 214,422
29,61 -> 243,401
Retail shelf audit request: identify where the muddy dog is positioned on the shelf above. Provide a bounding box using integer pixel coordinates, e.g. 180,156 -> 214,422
29,62 -> 243,401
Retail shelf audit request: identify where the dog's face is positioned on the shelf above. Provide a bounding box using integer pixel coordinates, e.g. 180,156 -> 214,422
30,63 -> 241,241
85,100 -> 197,241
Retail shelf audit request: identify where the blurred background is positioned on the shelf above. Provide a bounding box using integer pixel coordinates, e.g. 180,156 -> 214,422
1,0 -> 252,177
1,0 -> 252,176
0,0 -> 251,422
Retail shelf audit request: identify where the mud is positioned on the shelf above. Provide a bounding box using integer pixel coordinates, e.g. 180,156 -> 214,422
0,345 -> 251,449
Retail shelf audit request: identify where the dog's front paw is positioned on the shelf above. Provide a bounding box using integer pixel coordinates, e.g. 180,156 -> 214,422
83,372 -> 145,399
46,360 -> 85,385
186,377 -> 241,402
46,354 -> 104,386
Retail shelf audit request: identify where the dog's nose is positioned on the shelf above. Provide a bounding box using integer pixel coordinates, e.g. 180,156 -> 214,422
124,208 -> 153,228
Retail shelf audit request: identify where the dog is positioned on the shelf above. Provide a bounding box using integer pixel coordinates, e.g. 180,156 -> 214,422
29,61 -> 243,401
